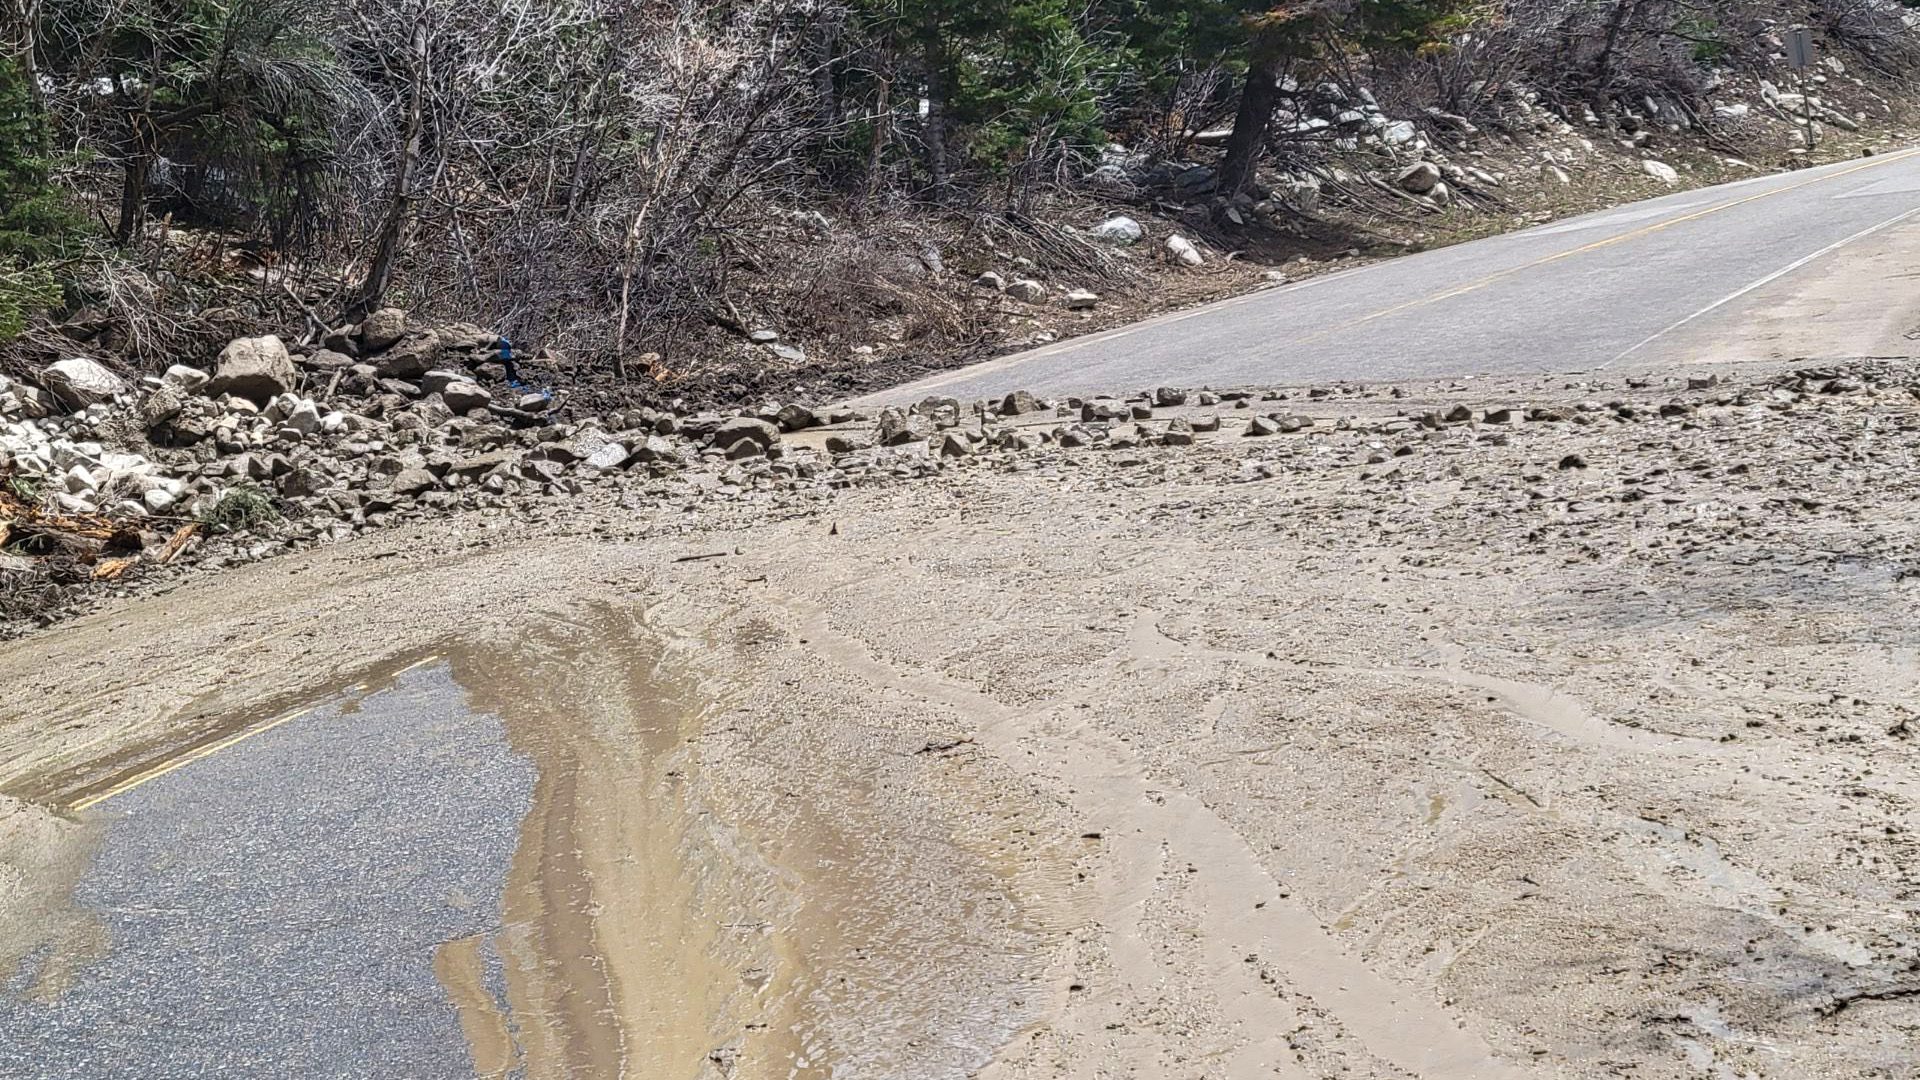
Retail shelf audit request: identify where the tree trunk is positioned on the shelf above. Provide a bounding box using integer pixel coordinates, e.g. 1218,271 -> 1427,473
353,14 -> 432,319
1589,0 -> 1638,110
1220,49 -> 1282,199
113,110 -> 151,247
924,67 -> 950,196
919,18 -> 951,198
861,70 -> 892,216
347,11 -> 429,320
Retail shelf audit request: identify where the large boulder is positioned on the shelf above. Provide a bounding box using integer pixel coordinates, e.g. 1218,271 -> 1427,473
40,357 -> 128,411
359,308 -> 409,352
207,336 -> 295,406
373,331 -> 443,379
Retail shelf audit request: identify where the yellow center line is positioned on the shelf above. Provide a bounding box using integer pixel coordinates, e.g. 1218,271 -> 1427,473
1284,146 -> 1920,347
66,653 -> 443,812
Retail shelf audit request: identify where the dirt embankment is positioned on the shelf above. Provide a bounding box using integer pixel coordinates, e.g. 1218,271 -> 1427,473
3,359 -> 1918,1077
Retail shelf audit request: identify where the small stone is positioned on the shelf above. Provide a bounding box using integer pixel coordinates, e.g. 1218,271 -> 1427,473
442,381 -> 493,415
1006,279 -> 1047,303
391,467 -> 437,495
1153,387 -> 1187,407
1396,161 -> 1441,194
1090,216 -> 1144,243
973,271 -> 1006,291
1558,454 -> 1588,470
775,403 -> 818,432
585,441 -> 630,470
1000,390 -> 1043,416
162,364 -> 212,393
1244,416 -> 1281,437
711,416 -> 780,449
1063,289 -> 1099,310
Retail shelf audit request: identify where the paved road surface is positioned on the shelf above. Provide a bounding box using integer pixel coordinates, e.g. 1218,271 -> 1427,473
861,146 -> 1920,403
0,666 -> 532,1079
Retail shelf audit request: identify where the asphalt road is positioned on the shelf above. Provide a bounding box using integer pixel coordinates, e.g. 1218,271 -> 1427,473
0,666 -> 532,1079
863,146 -> 1920,403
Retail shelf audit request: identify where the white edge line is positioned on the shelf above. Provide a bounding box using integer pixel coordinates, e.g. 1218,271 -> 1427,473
1599,203 -> 1920,369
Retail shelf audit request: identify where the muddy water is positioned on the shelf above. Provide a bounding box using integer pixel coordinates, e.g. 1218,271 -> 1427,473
440,605 -> 1054,1079
2,604 -> 1053,1078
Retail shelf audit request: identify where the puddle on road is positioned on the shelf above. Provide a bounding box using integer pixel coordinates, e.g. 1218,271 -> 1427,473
6,604 -> 1051,1079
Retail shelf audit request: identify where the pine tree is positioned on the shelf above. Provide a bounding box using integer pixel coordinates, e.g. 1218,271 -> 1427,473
0,54 -> 83,341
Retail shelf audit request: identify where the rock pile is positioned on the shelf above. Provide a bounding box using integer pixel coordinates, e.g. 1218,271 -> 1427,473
5,336 -> 1915,636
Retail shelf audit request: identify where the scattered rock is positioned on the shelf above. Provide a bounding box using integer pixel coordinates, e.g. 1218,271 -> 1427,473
1396,161 -> 1442,194
1000,390 -> 1044,416
40,358 -> 128,412
359,308 -> 409,352
208,336 -> 296,406
1090,216 -> 1144,243
711,416 -> 780,450
1006,279 -> 1047,303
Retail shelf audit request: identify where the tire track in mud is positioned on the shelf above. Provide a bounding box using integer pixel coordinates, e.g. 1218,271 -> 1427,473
785,597 -> 1537,1079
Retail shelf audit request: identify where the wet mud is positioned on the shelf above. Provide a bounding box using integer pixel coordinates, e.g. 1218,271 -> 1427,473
437,603 -> 1067,1079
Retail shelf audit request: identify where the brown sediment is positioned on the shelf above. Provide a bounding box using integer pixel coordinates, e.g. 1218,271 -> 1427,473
446,606 -> 753,1080
0,797 -> 105,1001
437,601 -> 1072,1079
432,935 -> 516,1078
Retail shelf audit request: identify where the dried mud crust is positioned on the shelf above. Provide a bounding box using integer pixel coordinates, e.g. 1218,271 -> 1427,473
3,357 -> 1919,1078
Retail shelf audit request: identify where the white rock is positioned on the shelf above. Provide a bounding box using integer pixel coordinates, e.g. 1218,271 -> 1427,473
1089,216 -> 1143,244
208,335 -> 295,405
1006,279 -> 1047,303
1064,289 -> 1099,310
1396,161 -> 1441,194
143,487 -> 176,513
285,400 -> 323,435
1381,120 -> 1417,145
1714,102 -> 1750,119
41,358 -> 128,412
1166,235 -> 1204,267
1642,159 -> 1680,184
1541,164 -> 1572,185
162,364 -> 211,392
